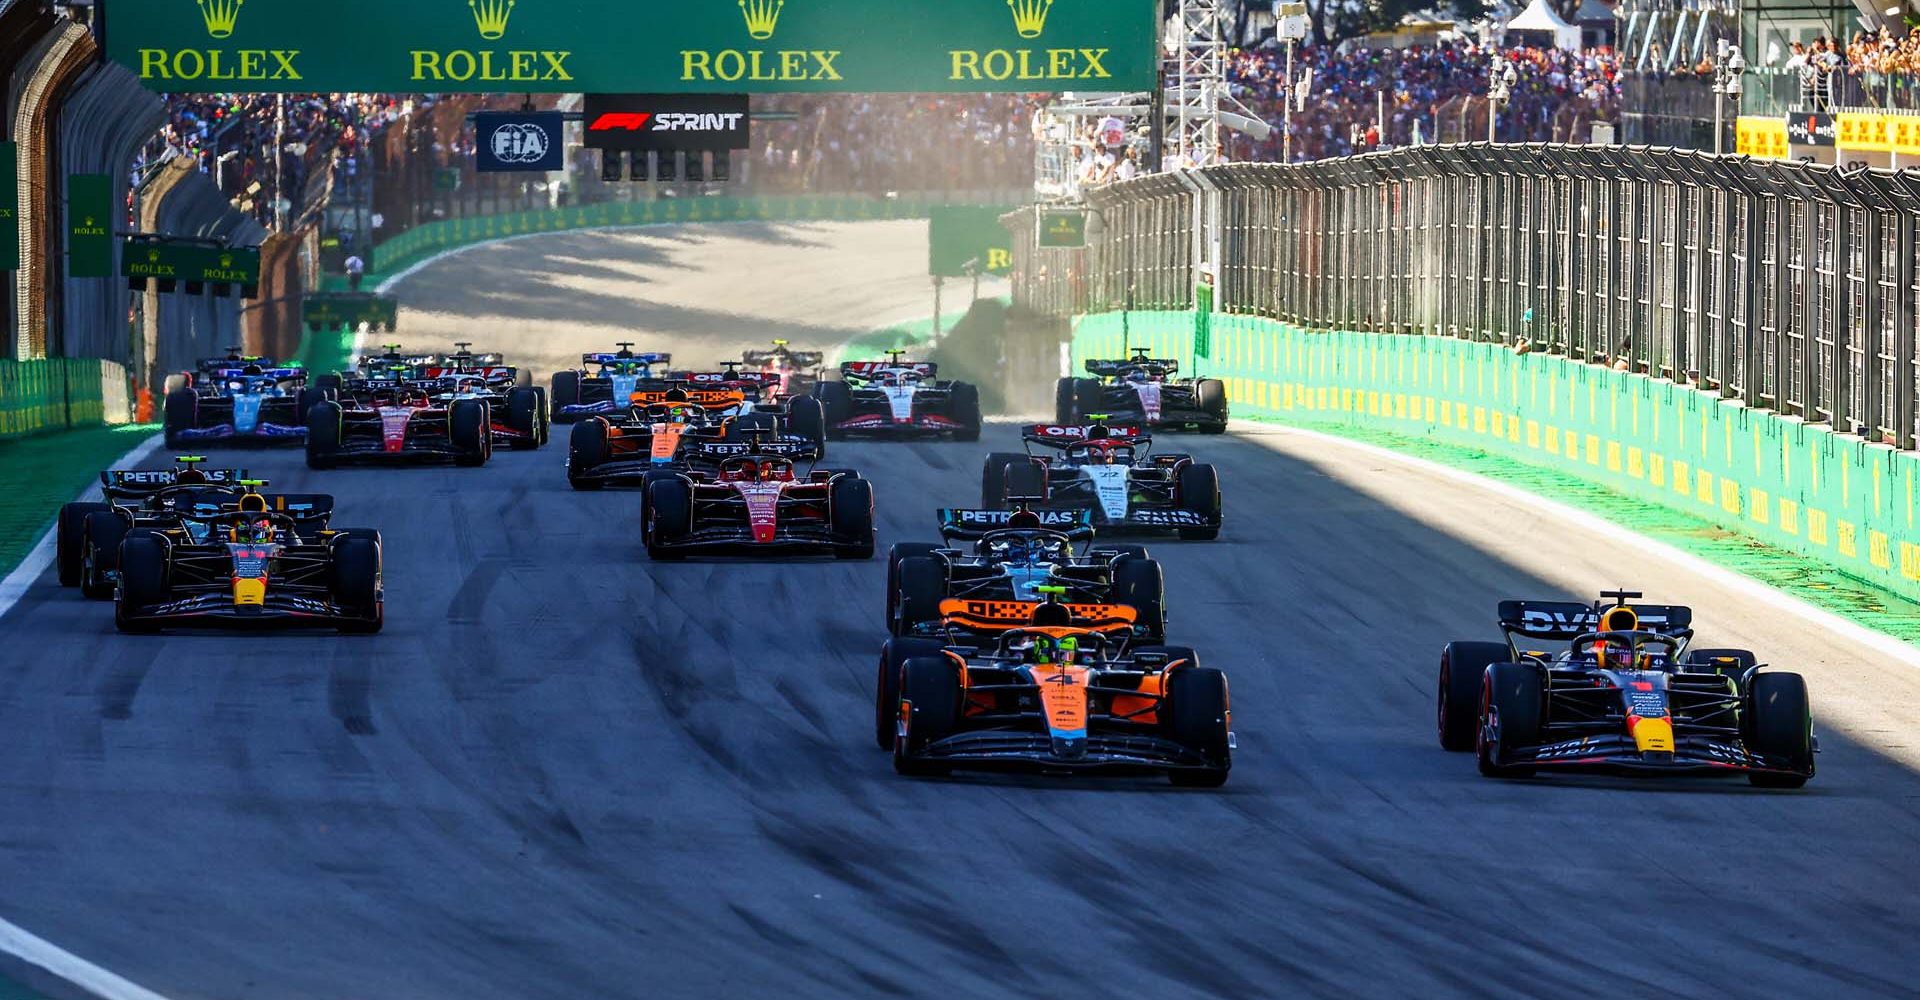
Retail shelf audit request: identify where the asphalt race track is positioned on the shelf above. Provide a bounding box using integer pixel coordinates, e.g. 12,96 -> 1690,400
3,223 -> 1920,999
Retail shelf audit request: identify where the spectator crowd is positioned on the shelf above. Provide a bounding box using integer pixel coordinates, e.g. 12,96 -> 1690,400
1774,29 -> 1920,110
750,94 -> 1046,196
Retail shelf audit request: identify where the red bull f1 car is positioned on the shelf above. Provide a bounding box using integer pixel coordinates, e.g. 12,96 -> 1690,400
1436,590 -> 1816,787
113,486 -> 382,634
814,352 -> 981,441
1057,348 -> 1228,433
982,421 -> 1221,539
641,448 -> 874,560
881,590 -> 1231,785
886,507 -> 1165,640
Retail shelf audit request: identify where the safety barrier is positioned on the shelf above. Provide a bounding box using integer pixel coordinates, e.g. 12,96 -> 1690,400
1074,308 -> 1920,603
0,356 -> 127,438
369,194 -> 972,279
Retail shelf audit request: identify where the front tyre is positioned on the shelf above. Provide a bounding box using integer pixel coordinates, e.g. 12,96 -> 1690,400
830,475 -> 875,560
1164,666 -> 1231,787
1746,672 -> 1813,788
1477,662 -> 1543,778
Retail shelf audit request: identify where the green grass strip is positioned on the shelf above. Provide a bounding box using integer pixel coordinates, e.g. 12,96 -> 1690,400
0,423 -> 160,577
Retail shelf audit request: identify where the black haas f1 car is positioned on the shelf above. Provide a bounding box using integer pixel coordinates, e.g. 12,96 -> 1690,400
1058,348 -> 1228,433
814,352 -> 982,441
567,390 -> 822,490
56,458 -> 249,598
113,483 -> 382,634
641,445 -> 874,560
548,344 -> 675,423
1437,590 -> 1816,787
743,339 -> 825,398
305,381 -> 491,468
163,359 -> 323,448
886,507 -> 1165,641
982,420 -> 1221,540
881,588 -> 1232,785
418,343 -> 548,449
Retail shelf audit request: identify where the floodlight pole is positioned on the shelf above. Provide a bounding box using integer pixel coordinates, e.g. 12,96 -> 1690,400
1283,39 -> 1294,163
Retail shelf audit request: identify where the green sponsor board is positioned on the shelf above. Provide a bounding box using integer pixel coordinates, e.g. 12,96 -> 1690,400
929,205 -> 1016,278
67,174 -> 115,279
1036,209 -> 1086,249
0,359 -> 109,438
0,143 -> 17,271
121,237 -> 261,285
303,293 -> 399,329
106,0 -> 1155,94
1193,281 -> 1212,359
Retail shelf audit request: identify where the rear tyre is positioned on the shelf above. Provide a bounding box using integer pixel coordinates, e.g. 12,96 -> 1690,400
1196,378 -> 1229,433
1177,462 -> 1222,540
314,373 -> 344,397
645,478 -> 692,560
57,501 -> 110,587
1477,662 -> 1543,778
894,656 -> 961,776
163,372 -> 190,397
80,512 -> 130,600
894,556 -> 948,637
568,419 -> 610,490
1003,460 -> 1048,503
949,382 -> 982,442
1073,379 -> 1103,422
1438,641 -> 1509,752
980,452 -> 1026,507
1164,667 -> 1231,786
830,475 -> 875,560
331,535 -> 383,634
1112,557 -> 1165,641
506,386 -> 542,449
163,388 -> 197,448
815,381 -> 853,438
1746,672 -> 1813,788
1055,377 -> 1078,424
876,638 -> 947,750
549,371 -> 581,421
114,532 -> 170,634
450,400 -> 489,466
306,400 -> 342,470
886,543 -> 942,628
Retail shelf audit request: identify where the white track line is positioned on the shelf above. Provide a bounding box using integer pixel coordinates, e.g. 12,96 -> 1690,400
0,921 -> 173,1000
1256,421 -> 1920,669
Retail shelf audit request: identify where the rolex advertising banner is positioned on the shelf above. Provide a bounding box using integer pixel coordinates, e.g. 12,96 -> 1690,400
121,237 -> 262,287
929,205 -> 1016,278
67,175 -> 115,279
1036,209 -> 1087,249
0,143 -> 18,271
105,0 -> 1156,94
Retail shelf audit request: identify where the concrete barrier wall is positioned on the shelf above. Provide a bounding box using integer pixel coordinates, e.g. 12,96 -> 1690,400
1076,310 -> 1920,603
0,357 -> 127,438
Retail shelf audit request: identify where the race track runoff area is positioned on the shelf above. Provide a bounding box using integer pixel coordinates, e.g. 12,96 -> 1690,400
2,221 -> 1919,999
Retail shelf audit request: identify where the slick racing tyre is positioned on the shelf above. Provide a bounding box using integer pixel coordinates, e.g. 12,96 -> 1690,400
830,475 -> 876,560
331,534 -> 384,634
114,532 -> 171,634
1003,460 -> 1048,503
57,501 -> 110,587
815,381 -> 853,438
1195,378 -> 1229,433
785,395 -> 828,457
1163,664 -> 1231,787
1745,672 -> 1813,788
895,656 -> 961,777
568,419 -> 610,490
980,452 -> 1025,507
80,511 -> 130,600
1073,378 -> 1103,423
549,371 -> 581,422
646,479 -> 693,560
886,543 -> 942,628
506,386 -> 543,450
1112,557 -> 1166,641
876,638 -> 947,750
1055,377 -> 1078,425
893,556 -> 947,637
950,382 -> 982,442
450,399 -> 490,466
1176,463 -> 1221,540
306,400 -> 343,470
1477,662 -> 1543,778
163,388 -> 198,449
1437,641 -> 1509,752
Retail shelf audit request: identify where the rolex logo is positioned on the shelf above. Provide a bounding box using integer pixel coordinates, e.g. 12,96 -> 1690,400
197,0 -> 243,39
148,250 -> 162,263
219,253 -> 234,267
1007,0 -> 1051,38
469,0 -> 515,40
738,0 -> 784,40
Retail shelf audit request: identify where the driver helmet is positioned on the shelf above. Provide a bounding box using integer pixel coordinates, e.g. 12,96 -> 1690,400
665,387 -> 691,403
175,467 -> 208,485
1083,444 -> 1118,465
1594,637 -> 1647,671
733,460 -> 760,480
1026,634 -> 1078,665
667,405 -> 697,424
1125,369 -> 1150,383
235,517 -> 274,544
1007,509 -> 1044,530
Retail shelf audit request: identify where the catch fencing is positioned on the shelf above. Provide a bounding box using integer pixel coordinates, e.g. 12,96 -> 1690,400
1012,144 -> 1920,448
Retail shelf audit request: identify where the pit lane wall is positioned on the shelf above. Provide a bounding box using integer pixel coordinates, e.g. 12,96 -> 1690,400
1077,311 -> 1920,604
370,194 -> 973,279
0,357 -> 128,437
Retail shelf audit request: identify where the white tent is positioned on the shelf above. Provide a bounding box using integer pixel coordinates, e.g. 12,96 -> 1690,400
1505,0 -> 1581,50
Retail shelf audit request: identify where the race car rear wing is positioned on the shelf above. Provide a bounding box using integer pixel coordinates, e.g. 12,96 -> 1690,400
840,360 -> 937,381
1020,423 -> 1148,447
673,371 -> 782,388
419,366 -> 514,381
937,508 -> 1095,540
1496,600 -> 1694,640
626,388 -> 746,409
937,598 -> 1137,633
1085,358 -> 1178,377
744,350 -> 824,368
175,491 -> 336,523
584,351 -> 670,366
206,366 -> 305,381
101,468 -> 249,497
690,439 -> 822,461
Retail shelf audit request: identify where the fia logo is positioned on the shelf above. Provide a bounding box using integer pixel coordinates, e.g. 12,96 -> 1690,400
489,122 -> 551,164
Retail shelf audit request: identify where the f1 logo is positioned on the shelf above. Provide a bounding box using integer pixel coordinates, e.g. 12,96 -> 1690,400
589,113 -> 654,131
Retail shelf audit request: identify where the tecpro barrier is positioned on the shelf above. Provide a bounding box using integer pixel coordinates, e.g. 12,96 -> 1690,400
1077,311 -> 1920,603
0,358 -> 127,439
370,194 -> 978,279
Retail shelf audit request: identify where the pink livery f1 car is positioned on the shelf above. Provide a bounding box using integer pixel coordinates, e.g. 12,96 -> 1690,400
640,444 -> 874,560
813,352 -> 981,441
980,420 -> 1221,539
